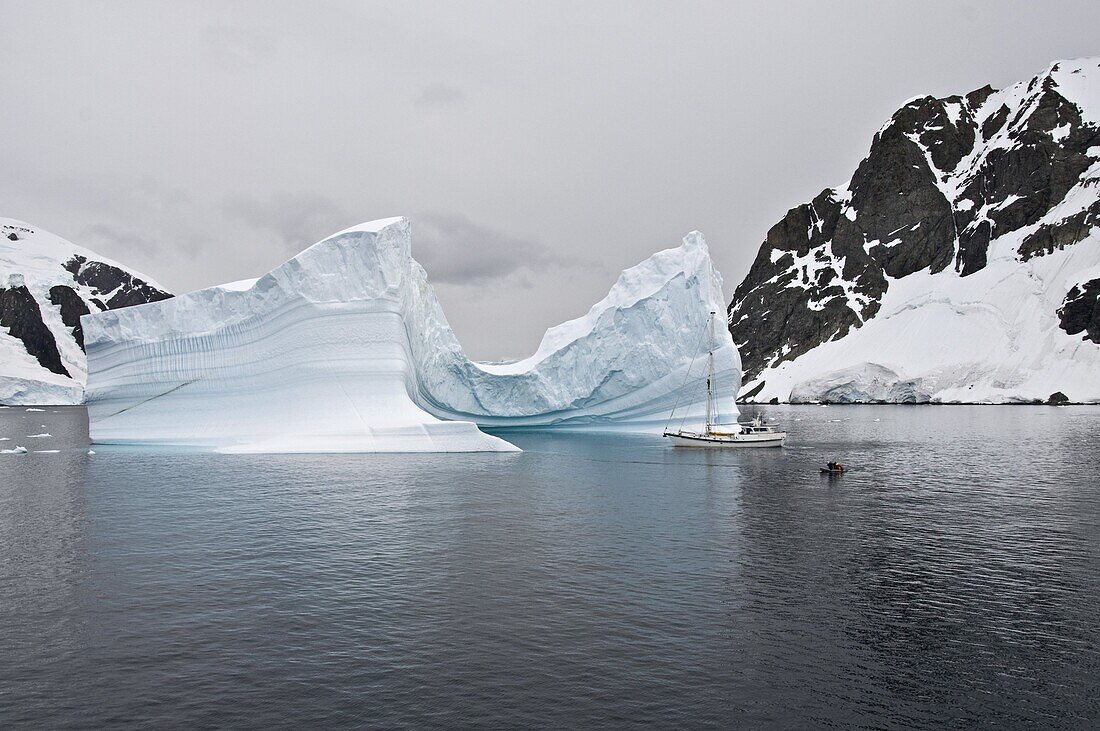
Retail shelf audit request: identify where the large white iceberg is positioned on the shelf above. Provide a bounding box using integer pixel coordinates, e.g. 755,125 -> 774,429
83,217 -> 739,452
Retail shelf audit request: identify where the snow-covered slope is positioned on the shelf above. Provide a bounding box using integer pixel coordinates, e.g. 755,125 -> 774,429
84,217 -> 738,452
730,58 -> 1100,404
0,218 -> 172,405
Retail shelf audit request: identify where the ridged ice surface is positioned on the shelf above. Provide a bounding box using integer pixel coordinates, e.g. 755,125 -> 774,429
83,217 -> 739,452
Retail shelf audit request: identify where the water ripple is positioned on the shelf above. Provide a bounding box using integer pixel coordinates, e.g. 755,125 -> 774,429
1,405 -> 1098,728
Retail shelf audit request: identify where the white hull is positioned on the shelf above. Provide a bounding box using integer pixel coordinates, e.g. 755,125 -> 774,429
665,431 -> 786,448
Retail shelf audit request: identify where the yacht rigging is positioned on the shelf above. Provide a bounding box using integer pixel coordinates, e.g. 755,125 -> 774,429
663,311 -> 787,448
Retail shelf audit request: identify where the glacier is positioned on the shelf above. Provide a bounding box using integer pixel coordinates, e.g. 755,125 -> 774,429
83,217 -> 739,452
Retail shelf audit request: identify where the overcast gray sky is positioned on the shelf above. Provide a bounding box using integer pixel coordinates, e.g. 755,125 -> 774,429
3,1 -> 1098,359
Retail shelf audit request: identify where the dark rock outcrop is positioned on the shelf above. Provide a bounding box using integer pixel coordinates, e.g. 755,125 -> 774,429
1058,278 -> 1100,343
48,285 -> 92,349
728,189 -> 881,379
63,255 -> 172,309
0,284 -> 69,377
1019,201 -> 1100,260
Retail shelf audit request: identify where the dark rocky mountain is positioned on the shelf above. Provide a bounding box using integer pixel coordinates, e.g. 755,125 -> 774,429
1,218 -> 172,404
63,254 -> 172,309
728,58 -> 1100,404
47,284 -> 93,348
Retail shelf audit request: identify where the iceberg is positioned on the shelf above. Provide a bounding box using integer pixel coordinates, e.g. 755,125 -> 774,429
83,217 -> 739,452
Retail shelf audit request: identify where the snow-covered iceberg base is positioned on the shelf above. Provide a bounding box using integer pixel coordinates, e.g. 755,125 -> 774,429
84,217 -> 739,452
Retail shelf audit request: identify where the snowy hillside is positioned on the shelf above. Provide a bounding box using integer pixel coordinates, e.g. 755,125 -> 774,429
84,217 -> 737,452
0,218 -> 172,404
729,58 -> 1100,404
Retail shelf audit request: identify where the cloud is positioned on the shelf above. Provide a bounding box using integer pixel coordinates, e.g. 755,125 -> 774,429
414,82 -> 466,107
79,217 -> 209,263
411,212 -> 576,286
221,193 -> 352,254
80,222 -> 151,255
219,202 -> 574,286
205,24 -> 272,70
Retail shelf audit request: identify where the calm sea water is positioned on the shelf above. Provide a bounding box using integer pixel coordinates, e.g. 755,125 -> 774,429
1,405 -> 1098,729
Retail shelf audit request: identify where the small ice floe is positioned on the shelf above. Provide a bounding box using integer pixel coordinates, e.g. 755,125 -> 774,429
1,446 -> 28,454
25,408 -> 45,412
34,449 -> 60,453
27,433 -> 52,438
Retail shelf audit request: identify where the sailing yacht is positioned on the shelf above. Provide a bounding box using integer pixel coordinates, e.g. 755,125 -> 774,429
663,311 -> 787,448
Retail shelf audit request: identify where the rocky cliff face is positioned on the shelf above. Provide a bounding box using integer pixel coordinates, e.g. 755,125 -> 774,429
1059,278 -> 1100,344
729,58 -> 1100,404
0,279 -> 70,377
1,218 -> 172,404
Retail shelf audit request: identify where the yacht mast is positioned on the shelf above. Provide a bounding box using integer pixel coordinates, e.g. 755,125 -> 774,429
705,311 -> 715,434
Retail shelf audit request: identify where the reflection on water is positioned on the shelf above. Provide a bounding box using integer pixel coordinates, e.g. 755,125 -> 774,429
1,405 -> 1098,728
